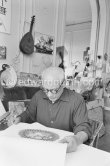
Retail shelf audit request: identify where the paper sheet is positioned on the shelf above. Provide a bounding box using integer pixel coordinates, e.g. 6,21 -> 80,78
1,123 -> 110,166
0,136 -> 67,166
65,144 -> 110,166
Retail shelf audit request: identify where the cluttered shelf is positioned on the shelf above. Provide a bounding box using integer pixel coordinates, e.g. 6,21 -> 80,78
0,69 -> 41,111
0,69 -> 42,130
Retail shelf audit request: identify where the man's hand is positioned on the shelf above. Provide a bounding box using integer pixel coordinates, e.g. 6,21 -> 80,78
59,135 -> 81,153
13,116 -> 21,124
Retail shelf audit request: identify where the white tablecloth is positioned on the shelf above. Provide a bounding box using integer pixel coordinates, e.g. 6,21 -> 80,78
0,122 -> 110,166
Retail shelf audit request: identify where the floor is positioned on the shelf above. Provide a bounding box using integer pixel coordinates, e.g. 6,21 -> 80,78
98,110 -> 110,153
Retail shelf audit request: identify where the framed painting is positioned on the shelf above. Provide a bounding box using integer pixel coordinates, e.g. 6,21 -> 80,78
34,32 -> 54,55
0,0 -> 11,33
0,45 -> 6,59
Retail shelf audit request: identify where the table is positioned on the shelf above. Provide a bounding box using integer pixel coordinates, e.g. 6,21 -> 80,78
0,122 -> 110,166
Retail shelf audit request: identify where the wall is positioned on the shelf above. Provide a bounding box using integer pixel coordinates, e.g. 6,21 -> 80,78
0,0 -> 21,71
29,0 -> 60,75
0,0 -> 63,75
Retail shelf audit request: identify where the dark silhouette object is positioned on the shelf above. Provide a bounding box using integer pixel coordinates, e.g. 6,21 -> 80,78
19,16 -> 35,55
104,53 -> 108,61
0,64 -> 10,101
1,64 -> 10,72
56,46 -> 65,70
83,47 -> 90,63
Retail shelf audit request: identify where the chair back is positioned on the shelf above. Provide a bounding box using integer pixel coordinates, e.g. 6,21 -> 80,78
86,99 -> 105,138
89,119 -> 103,148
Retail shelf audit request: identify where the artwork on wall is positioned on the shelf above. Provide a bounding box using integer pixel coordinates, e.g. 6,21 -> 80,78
56,46 -> 65,69
8,101 -> 26,126
0,0 -> 11,33
34,32 -> 54,55
0,45 -> 6,59
83,47 -> 90,63
16,72 -> 40,87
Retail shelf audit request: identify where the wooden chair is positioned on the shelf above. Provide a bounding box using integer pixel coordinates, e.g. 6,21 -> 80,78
86,99 -> 105,138
89,119 -> 103,148
86,100 -> 105,148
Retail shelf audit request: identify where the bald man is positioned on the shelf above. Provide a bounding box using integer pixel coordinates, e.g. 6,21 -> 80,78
14,67 -> 91,153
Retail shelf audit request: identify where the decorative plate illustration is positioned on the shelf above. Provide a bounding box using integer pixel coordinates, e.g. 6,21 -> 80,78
19,129 -> 59,141
1,65 -> 17,88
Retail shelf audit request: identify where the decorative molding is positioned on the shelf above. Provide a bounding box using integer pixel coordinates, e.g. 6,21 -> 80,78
66,21 -> 91,31
56,0 -> 67,46
104,0 -> 110,55
66,20 -> 92,27
52,0 -> 60,66
89,0 -> 99,62
97,0 -> 107,56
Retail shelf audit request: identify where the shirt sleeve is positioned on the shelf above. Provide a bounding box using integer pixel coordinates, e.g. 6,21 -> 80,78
19,94 -> 37,123
73,97 -> 92,139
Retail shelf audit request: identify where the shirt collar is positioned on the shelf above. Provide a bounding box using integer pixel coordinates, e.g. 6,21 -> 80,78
42,88 -> 69,102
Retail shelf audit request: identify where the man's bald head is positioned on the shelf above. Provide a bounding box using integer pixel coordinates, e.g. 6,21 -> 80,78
41,67 -> 65,89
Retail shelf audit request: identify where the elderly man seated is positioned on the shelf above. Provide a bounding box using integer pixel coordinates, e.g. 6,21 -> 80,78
14,67 -> 91,153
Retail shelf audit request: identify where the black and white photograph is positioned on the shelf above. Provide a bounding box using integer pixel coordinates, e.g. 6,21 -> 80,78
0,0 -> 110,166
